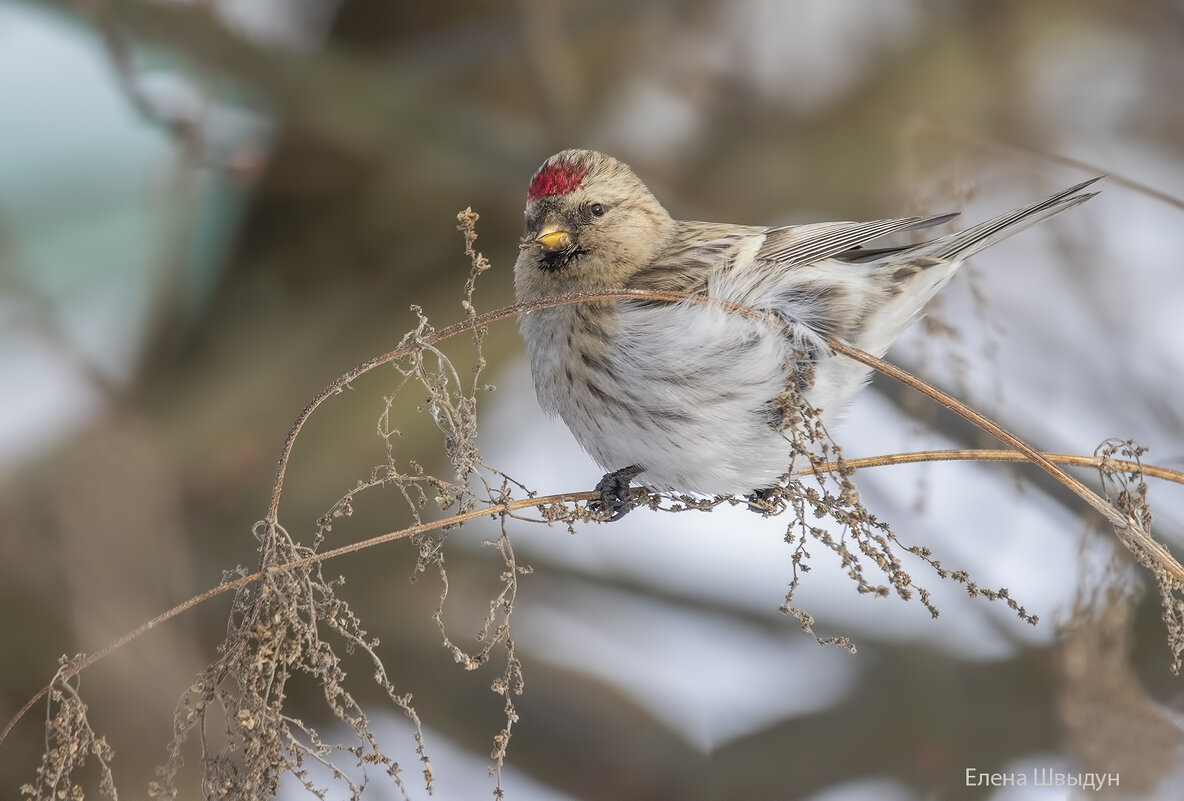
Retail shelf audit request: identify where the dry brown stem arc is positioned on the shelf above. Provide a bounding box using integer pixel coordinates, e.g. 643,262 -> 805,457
265,288 -> 1184,583
8,289 -> 1183,749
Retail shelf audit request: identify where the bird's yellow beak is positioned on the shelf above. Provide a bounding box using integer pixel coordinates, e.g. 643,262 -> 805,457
535,226 -> 573,252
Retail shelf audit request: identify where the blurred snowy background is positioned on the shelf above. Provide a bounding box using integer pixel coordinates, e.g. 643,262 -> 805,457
3,1 -> 1184,799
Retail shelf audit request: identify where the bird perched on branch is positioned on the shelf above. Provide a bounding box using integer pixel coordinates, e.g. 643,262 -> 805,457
513,149 -> 1098,519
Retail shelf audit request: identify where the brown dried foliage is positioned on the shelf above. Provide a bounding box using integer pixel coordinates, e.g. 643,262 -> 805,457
9,210 -> 1184,800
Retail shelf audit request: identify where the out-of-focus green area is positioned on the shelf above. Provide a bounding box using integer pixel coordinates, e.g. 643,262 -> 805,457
3,1 -> 1184,799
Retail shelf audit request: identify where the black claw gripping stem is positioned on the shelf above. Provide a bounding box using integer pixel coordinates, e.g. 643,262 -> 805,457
590,465 -> 644,521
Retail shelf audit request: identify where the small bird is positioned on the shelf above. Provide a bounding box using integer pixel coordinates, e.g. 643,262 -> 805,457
514,149 -> 1098,519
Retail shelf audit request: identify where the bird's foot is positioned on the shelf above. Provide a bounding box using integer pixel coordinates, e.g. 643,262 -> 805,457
590,465 -> 644,521
746,486 -> 784,515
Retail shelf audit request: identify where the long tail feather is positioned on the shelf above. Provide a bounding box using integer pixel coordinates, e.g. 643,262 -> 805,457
931,177 -> 1102,260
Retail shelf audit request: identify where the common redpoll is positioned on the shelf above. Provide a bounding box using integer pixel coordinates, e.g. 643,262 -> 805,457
514,149 -> 1098,518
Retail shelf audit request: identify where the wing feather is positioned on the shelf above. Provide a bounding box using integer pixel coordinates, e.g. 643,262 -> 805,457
755,213 -> 958,267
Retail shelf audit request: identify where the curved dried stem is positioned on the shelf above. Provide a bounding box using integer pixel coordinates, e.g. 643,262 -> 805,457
824,337 -> 1184,585
11,289 -> 1183,748
828,449 -> 1184,484
265,289 -> 723,521
9,437 -> 1183,747
902,115 -> 1184,212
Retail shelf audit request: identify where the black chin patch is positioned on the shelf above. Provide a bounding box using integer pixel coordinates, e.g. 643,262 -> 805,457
537,246 -> 586,272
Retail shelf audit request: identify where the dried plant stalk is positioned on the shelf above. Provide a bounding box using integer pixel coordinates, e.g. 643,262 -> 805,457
8,217 -> 1184,801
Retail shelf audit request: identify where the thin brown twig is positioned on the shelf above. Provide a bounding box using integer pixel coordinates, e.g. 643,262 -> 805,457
10,289 -> 1182,747
0,488 -> 584,747
904,115 -> 1184,211
820,448 -> 1184,485
824,336 -> 1184,585
269,288 -> 1181,596
7,439 -> 1181,747
265,290 -> 730,520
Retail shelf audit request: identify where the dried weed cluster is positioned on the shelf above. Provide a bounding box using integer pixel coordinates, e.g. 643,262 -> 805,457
9,210 -> 1184,800
1096,439 -> 1184,673
19,657 -> 118,801
766,377 -> 1037,649
149,520 -> 430,800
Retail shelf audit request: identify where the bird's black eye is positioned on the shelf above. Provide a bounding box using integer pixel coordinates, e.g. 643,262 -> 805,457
589,203 -> 605,217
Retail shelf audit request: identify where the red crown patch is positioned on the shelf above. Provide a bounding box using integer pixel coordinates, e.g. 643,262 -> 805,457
528,162 -> 589,199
